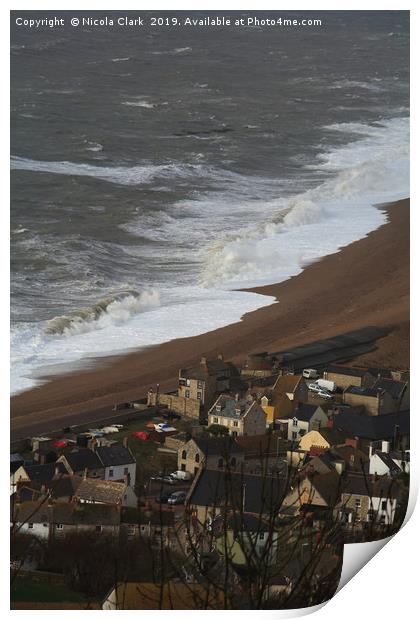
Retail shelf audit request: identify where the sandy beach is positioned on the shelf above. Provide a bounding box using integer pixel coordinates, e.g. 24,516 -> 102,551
11,199 -> 409,438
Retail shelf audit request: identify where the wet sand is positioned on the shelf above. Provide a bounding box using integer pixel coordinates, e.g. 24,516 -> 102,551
11,199 -> 409,438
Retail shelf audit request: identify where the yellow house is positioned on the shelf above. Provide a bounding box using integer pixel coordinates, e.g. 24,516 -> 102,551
260,395 -> 275,425
298,428 -> 346,453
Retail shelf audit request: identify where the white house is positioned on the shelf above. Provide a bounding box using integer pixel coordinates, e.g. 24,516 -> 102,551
287,404 -> 329,442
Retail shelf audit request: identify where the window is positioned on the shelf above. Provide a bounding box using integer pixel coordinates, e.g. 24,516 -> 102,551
186,379 -> 191,387
355,498 -> 361,508
197,392 -> 202,400
195,453 -> 200,463
181,463 -> 186,471
382,500 -> 387,511
28,523 -> 33,529
56,524 -> 63,530
43,523 -> 48,528
292,431 -> 298,440
380,515 -> 386,524
109,469 -> 114,478
259,533 -> 265,540
185,390 -> 190,398
96,525 -> 102,533
124,467 -> 129,475
231,457 -> 236,467
233,421 -> 239,427
181,450 -> 187,460
213,417 -> 218,424
292,418 -> 298,427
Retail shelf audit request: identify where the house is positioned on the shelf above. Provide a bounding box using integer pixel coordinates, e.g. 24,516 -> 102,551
95,445 -> 136,486
297,428 -> 346,453
178,437 -> 245,476
323,365 -> 376,390
10,453 -> 24,474
102,582 -> 224,610
147,355 -> 239,421
235,433 -> 289,474
241,353 -> 273,378
120,508 -> 175,546
369,452 -> 402,477
214,512 -> 279,567
338,474 -> 403,526
74,477 -> 138,507
11,501 -> 121,540
187,469 -> 288,523
371,377 -> 409,410
333,409 -> 410,452
283,471 -> 341,516
208,395 -> 266,437
270,374 -> 309,419
14,475 -> 83,504
178,355 -> 238,408
286,404 -> 329,442
10,461 -> 67,495
57,449 -> 104,479
342,385 -> 398,416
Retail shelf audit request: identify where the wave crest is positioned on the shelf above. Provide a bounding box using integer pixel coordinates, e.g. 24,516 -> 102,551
44,289 -> 160,336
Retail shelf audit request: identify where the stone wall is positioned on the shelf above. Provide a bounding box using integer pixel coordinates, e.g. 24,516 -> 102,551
147,391 -> 201,419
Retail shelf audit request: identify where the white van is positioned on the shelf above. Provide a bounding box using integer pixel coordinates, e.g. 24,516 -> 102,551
303,368 -> 318,379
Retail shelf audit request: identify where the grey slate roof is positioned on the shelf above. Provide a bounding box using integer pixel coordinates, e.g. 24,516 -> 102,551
63,450 -> 103,473
188,469 -> 288,515
372,378 -> 408,400
292,404 -> 319,422
334,410 -> 409,441
95,445 -> 135,467
24,462 -> 67,483
211,395 -> 256,419
193,437 -> 244,457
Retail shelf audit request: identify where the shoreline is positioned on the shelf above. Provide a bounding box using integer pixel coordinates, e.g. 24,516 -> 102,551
11,198 -> 409,438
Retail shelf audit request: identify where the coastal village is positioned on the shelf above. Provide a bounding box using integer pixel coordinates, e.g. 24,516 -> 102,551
10,329 -> 410,609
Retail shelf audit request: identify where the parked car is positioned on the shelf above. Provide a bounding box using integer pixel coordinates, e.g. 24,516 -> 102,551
303,368 -> 318,379
316,379 -> 337,393
308,383 -> 323,393
317,390 -> 334,400
170,470 -> 193,481
151,474 -> 176,485
155,489 -> 174,504
167,491 -> 187,505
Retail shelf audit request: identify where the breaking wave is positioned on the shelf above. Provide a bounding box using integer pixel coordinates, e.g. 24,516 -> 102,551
10,156 -> 211,187
201,117 -> 409,287
44,289 -> 160,336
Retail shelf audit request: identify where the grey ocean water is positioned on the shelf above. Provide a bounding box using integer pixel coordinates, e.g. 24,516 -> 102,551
10,11 -> 409,392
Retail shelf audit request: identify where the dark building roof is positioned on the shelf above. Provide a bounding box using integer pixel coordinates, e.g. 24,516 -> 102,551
292,404 -> 319,422
23,462 -> 67,484
372,378 -> 408,400
373,452 -> 402,475
342,473 -> 403,500
180,358 -> 236,381
235,433 -> 289,458
95,445 -> 136,467
326,365 -> 371,378
63,450 -> 103,473
121,507 -> 175,526
187,469 -> 288,515
192,437 -> 244,457
345,386 -> 382,397
334,410 -> 410,441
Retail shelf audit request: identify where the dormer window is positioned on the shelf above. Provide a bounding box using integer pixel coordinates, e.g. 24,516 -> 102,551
235,408 -> 241,416
216,404 -> 222,412
292,418 -> 298,427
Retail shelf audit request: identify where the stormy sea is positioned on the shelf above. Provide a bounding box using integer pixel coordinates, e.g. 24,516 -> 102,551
11,11 -> 409,393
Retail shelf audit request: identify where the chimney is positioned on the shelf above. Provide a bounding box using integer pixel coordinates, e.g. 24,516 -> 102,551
200,356 -> 207,366
345,438 -> 358,450
235,393 -> 239,402
83,468 -> 88,480
218,354 -> 224,361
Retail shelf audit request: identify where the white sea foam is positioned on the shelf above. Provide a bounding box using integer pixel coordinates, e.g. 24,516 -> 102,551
200,117 -> 409,288
10,156 -> 210,186
10,117 -> 409,394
